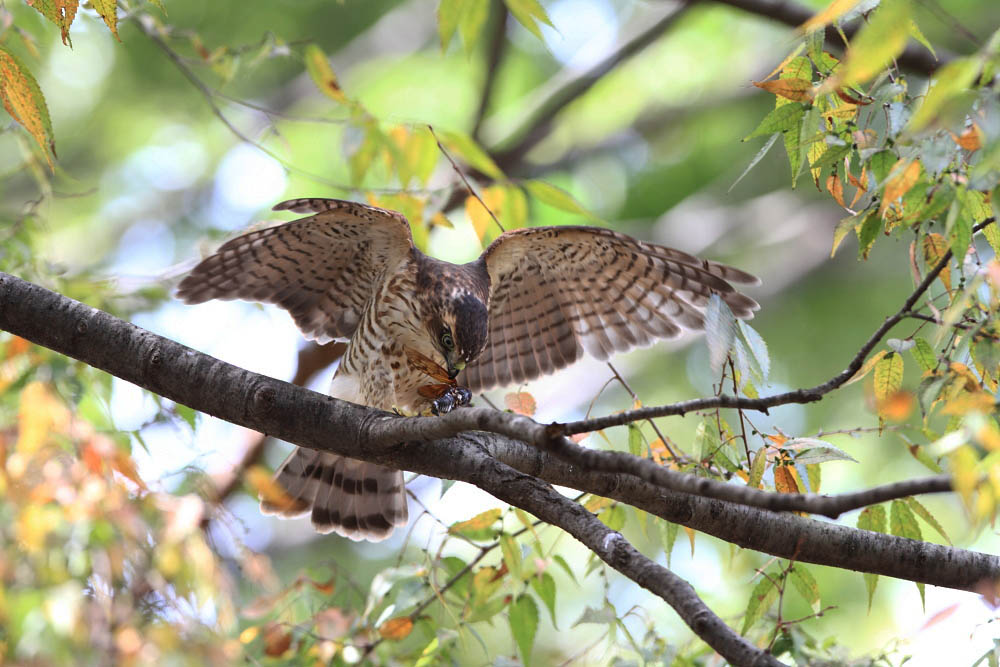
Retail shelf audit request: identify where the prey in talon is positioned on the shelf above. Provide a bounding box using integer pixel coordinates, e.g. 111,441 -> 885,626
408,347 -> 473,415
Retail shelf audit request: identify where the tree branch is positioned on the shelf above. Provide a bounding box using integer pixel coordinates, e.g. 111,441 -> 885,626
701,0 -> 948,75
491,4 -> 692,170
471,0 -> 509,141
1,271 -> 997,594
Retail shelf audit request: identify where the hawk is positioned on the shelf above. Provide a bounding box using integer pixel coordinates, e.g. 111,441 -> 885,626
177,197 -> 759,541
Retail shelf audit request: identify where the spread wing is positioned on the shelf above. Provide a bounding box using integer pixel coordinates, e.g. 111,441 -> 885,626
461,226 -> 759,393
176,198 -> 414,343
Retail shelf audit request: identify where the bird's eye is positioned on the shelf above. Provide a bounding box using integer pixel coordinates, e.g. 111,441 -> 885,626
440,331 -> 455,350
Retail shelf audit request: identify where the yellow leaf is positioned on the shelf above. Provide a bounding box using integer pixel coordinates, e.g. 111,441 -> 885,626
504,391 -> 537,416
378,617 -> 414,641
249,465 -> 308,515
239,626 -> 259,644
753,78 -> 814,102
684,526 -> 696,556
464,186 -> 505,244
820,0 -> 910,90
0,46 -> 56,168
16,381 -> 67,454
941,392 -> 995,416
583,495 -> 613,513
304,44 -> 347,104
826,173 -> 845,208
872,352 -> 904,402
449,508 -> 502,537
649,438 -> 671,465
844,349 -> 888,386
922,233 -> 951,292
90,0 -> 120,41
799,0 -> 862,33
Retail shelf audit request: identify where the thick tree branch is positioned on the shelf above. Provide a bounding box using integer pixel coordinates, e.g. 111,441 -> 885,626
1,272 -> 997,595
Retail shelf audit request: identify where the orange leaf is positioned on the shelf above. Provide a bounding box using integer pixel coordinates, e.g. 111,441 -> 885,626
262,623 -> 292,657
920,603 -> 959,631
774,465 -> 800,494
753,78 -> 814,102
113,449 -> 148,490
649,438 -> 671,465
504,392 -> 537,416
7,336 -> 30,357
951,126 -> 982,151
880,160 -> 921,216
941,392 -> 995,416
379,617 -> 414,641
826,173 -> 846,208
878,390 -> 915,421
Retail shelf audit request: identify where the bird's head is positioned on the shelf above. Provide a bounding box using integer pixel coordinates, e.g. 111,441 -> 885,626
431,290 -> 489,379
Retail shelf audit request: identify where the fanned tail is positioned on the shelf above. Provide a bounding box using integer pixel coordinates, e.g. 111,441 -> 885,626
261,447 -> 408,542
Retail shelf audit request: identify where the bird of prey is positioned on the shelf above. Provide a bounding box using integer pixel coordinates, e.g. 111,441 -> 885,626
177,197 -> 759,541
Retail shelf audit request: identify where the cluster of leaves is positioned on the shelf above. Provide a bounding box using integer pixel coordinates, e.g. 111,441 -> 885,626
0,336 -> 239,665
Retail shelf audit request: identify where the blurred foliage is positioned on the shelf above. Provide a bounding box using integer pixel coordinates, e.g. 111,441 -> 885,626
2,0 -> 1000,664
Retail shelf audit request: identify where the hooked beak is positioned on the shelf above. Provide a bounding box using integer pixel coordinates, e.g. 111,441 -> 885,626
448,359 -> 466,379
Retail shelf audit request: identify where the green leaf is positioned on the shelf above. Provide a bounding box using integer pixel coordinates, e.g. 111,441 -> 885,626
437,128 -> 504,180
500,533 -> 523,580
741,572 -> 779,634
833,0 -> 911,88
906,496 -> 951,545
983,220 -> 1000,256
947,205 -> 972,261
907,57 -> 980,133
524,180 -> 601,222
505,0 -> 554,40
909,19 -> 936,59
806,463 -> 821,493
744,102 -> 805,140
438,0 -> 491,54
731,132 -> 779,192
748,447 -> 766,489
857,505 -> 887,610
856,209 -> 882,260
868,150 -> 897,184
911,337 -> 937,373
832,214 -> 860,257
509,594 -> 539,665
573,604 -> 617,627
552,554 -> 577,584
662,521 -> 679,567
530,573 -> 558,627
783,438 -> 858,464
790,564 -> 821,614
598,504 -> 626,532
810,143 -> 850,172
737,321 -> 770,383
175,404 -> 197,431
873,352 -> 904,401
627,424 -> 643,457
705,294 -> 736,373
890,499 -> 922,541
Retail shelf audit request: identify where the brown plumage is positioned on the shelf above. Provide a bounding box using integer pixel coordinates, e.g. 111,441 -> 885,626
177,197 -> 759,541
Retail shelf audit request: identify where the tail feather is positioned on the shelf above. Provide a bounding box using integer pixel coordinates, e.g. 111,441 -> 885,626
260,447 -> 408,542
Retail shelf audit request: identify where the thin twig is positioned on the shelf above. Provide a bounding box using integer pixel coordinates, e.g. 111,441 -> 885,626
428,125 -> 506,234
606,361 -> 678,458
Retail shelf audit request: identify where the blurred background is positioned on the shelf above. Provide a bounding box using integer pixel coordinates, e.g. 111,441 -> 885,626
2,0 -> 1000,663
